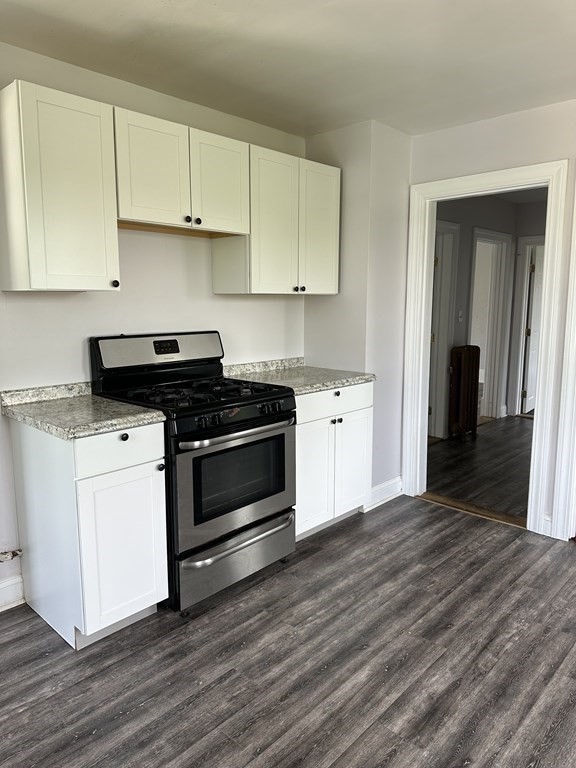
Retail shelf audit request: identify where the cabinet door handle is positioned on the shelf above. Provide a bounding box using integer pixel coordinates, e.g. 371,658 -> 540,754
184,215 -> 192,223
194,217 -> 202,225
293,286 -> 300,292
334,390 -> 341,397
337,418 -> 343,423
111,279 -> 120,288
157,463 -> 165,472
331,419 -> 337,425
120,433 -> 129,441
300,286 -> 306,292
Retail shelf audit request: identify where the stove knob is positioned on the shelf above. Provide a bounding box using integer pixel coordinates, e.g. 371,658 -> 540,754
211,413 -> 222,427
259,403 -> 272,415
196,416 -> 209,429
271,401 -> 281,413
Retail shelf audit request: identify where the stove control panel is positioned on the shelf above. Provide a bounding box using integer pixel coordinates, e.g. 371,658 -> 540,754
259,401 -> 282,416
196,413 -> 224,429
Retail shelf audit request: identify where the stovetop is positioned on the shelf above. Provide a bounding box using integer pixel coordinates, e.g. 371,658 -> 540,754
89,331 -> 296,433
119,377 -> 291,413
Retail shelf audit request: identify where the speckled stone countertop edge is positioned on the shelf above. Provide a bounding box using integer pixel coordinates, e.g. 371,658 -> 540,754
0,382 -> 92,406
223,357 -> 304,377
3,404 -> 165,441
0,359 -> 375,437
237,366 -> 376,395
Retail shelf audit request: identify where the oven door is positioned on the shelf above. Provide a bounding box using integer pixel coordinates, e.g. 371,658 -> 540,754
174,415 -> 296,554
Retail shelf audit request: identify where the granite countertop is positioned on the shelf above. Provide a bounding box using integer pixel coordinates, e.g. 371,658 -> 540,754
1,388 -> 164,441
224,359 -> 375,395
0,359 -> 373,439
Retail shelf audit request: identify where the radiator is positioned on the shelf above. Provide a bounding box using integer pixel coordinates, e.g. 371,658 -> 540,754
448,345 -> 480,440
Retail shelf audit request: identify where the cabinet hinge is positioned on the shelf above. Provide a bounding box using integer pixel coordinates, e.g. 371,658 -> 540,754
434,256 -> 439,267
521,390 -> 527,399
431,332 -> 436,343
428,406 -> 432,416
530,263 -> 536,273
525,328 -> 531,337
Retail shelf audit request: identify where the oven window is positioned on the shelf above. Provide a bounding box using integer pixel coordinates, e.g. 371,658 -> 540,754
193,436 -> 285,524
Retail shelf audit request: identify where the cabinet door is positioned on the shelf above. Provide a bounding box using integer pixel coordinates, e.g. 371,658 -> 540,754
19,82 -> 120,290
333,407 -> 373,517
115,108 -> 191,227
250,145 -> 299,294
190,129 -> 249,234
76,461 -> 168,635
298,159 -> 340,294
295,418 -> 335,536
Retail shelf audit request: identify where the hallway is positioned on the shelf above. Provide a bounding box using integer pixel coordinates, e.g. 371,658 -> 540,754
424,416 -> 533,526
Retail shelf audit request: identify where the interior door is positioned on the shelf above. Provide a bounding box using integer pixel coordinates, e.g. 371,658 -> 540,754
522,244 -> 545,413
428,222 -> 458,438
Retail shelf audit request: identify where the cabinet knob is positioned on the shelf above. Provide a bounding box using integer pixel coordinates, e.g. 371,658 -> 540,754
194,217 -> 202,225
111,279 -> 120,288
293,286 -> 300,292
331,419 -> 337,424
300,286 -> 306,292
337,417 -> 343,423
157,463 -> 166,472
120,433 -> 129,441
334,390 -> 341,397
185,215 -> 192,223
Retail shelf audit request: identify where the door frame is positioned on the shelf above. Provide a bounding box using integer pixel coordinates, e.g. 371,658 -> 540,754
429,221 -> 459,438
402,160 -> 570,539
508,236 -> 546,416
469,228 -> 514,419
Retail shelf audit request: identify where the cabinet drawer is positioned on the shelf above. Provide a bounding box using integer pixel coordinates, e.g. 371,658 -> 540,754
74,423 -> 164,479
296,382 -> 373,424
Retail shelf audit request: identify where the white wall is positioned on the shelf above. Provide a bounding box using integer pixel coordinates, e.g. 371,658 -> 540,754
305,120 -> 410,493
437,196 -> 518,347
0,43 -> 304,154
412,101 -> 576,539
411,100 -> 576,185
0,43 -> 306,607
517,200 -> 548,238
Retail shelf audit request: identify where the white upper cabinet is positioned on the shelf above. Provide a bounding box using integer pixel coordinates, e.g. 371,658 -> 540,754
190,128 -> 250,234
115,108 -> 191,227
298,159 -> 341,294
250,145 -> 300,293
212,148 -> 340,295
0,81 -> 120,291
115,109 -> 250,234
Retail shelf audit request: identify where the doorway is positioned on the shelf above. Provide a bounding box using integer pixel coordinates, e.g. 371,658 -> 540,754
425,199 -> 543,527
402,160 -> 574,540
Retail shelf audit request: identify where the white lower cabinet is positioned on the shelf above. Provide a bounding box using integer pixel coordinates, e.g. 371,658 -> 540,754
76,461 -> 167,636
295,383 -> 373,537
11,420 -> 168,648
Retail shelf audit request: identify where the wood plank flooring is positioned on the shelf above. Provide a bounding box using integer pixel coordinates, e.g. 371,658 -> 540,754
2,496 -> 576,767
426,415 -> 533,523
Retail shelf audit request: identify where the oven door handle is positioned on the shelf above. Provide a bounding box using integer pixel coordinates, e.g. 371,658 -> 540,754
178,416 -> 295,451
182,513 -> 295,569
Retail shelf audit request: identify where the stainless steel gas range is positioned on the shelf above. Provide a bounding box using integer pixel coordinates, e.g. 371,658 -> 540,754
90,331 -> 296,611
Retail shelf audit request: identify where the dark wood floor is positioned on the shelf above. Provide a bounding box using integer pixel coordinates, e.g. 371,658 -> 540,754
3,496 -> 576,767
426,416 -> 533,523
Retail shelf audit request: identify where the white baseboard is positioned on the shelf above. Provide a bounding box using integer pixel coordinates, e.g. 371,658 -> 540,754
0,574 -> 25,612
365,476 -> 403,512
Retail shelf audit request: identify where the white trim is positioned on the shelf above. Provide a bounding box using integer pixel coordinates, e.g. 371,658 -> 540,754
429,221 -> 459,438
0,574 -> 24,612
508,236 -> 545,416
552,175 -> 576,541
470,228 -> 514,420
402,160 -> 568,540
365,477 -> 403,511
